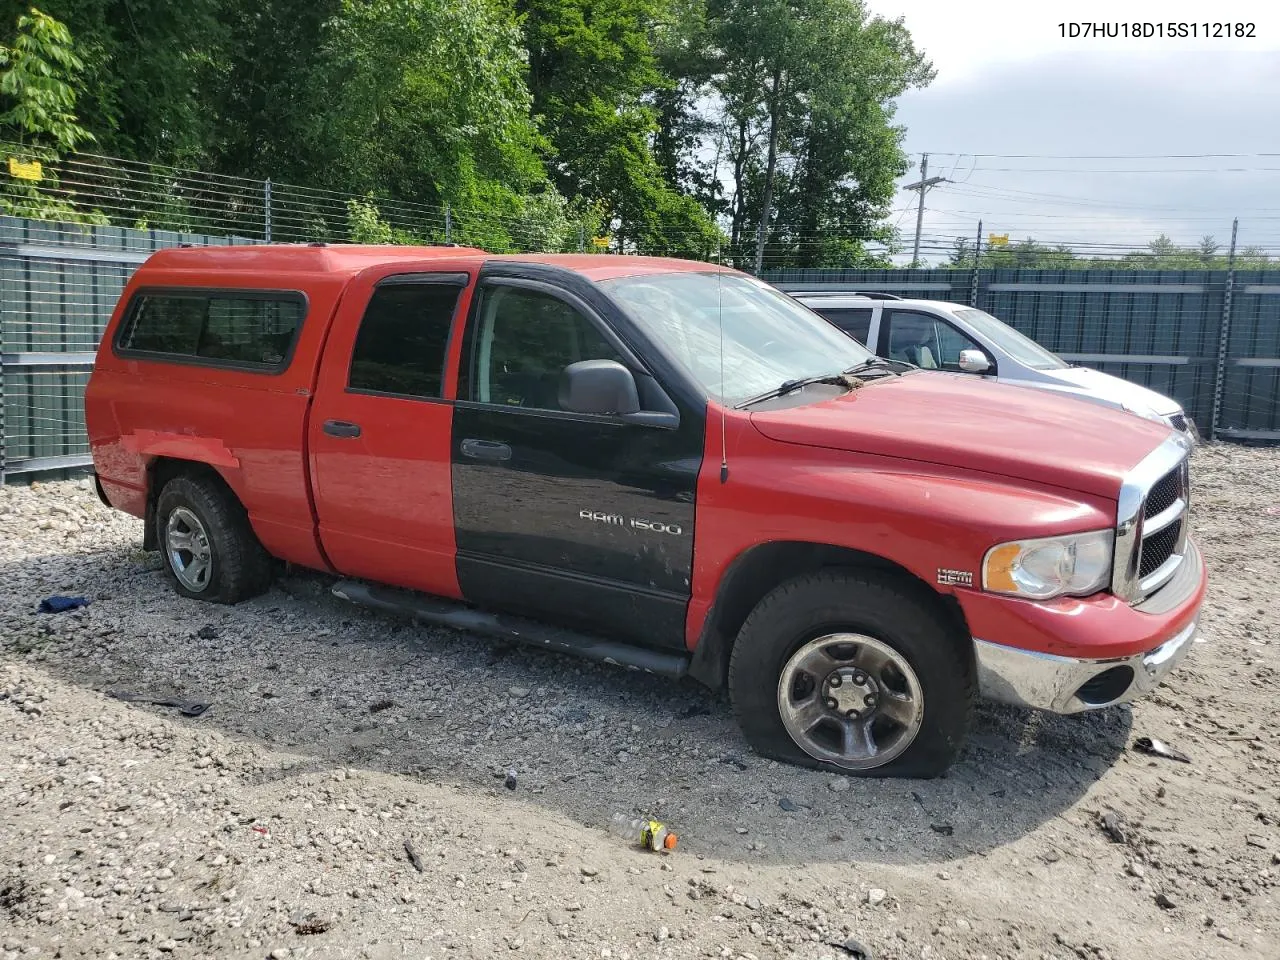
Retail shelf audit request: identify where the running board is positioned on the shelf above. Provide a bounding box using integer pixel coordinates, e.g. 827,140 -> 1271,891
331,580 -> 690,680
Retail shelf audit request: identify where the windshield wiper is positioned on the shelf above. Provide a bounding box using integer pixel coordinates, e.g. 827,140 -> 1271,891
842,357 -> 913,376
737,372 -> 858,409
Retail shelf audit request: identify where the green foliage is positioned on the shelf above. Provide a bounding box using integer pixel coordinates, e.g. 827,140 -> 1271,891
317,0 -> 547,204
517,0 -> 724,256
346,196 -> 427,245
948,234 -> 1273,270
6,0 -> 226,165
0,6 -> 93,149
0,6 -> 105,222
696,0 -> 931,270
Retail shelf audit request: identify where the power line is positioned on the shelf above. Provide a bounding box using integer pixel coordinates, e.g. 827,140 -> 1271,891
915,151 -> 1280,160
929,166 -> 1280,174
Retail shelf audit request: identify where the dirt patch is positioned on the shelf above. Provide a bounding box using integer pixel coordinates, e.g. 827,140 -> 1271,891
1,444 -> 1277,960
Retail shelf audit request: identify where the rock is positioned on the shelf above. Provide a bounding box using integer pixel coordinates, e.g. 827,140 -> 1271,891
509,686 -> 530,698
1127,862 -> 1146,878
504,769 -> 518,791
291,910 -> 335,935
580,865 -> 599,877
749,922 -> 764,936
867,888 -> 887,906
655,926 -> 669,941
1155,892 -> 1176,910
1100,812 -> 1127,844
778,798 -> 799,812
270,950 -> 292,960
829,778 -> 850,793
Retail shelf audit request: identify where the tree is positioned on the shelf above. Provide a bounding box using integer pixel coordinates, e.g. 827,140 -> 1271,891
0,5 -> 104,221
310,0 -> 552,224
211,0 -> 342,181
516,0 -> 722,255
5,0 -> 227,166
705,0 -> 931,270
0,5 -> 93,150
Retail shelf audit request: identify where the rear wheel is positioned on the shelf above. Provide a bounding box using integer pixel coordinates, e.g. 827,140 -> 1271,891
155,475 -> 273,604
728,570 -> 974,778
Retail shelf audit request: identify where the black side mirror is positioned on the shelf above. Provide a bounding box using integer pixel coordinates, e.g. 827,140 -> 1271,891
559,360 -> 680,429
559,360 -> 641,415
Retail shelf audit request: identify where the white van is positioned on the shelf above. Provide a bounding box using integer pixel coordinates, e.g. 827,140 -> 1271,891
791,291 -> 1199,444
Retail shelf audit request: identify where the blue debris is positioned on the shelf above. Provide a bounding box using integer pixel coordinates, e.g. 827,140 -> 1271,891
38,595 -> 89,614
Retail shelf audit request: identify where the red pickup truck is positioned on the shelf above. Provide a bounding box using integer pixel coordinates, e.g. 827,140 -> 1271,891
85,245 -> 1206,778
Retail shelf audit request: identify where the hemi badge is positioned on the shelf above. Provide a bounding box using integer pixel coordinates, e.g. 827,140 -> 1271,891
937,568 -> 973,587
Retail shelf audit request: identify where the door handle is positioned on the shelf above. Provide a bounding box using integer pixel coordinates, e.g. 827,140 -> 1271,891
460,438 -> 512,462
322,419 -> 362,439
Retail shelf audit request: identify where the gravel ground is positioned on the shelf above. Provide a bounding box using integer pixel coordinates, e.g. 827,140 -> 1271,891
1,444 -> 1278,960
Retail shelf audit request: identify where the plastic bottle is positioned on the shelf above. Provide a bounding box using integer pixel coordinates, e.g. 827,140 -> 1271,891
608,813 -> 678,851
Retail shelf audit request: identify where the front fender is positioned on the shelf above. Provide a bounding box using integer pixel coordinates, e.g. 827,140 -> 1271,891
686,440 -> 1116,649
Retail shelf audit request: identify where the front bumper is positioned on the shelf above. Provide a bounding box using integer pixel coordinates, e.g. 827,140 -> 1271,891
972,539 -> 1204,713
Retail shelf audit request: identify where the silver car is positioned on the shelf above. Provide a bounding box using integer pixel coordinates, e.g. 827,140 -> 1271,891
791,291 -> 1200,443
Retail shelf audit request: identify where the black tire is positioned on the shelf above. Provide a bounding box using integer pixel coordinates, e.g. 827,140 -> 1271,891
728,570 -> 974,779
154,474 -> 273,604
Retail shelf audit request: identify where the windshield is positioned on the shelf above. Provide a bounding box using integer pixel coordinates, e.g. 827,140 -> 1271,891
601,271 -> 875,405
953,308 -> 1069,371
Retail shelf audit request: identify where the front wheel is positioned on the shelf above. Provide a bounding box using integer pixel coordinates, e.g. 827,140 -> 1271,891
728,571 -> 974,778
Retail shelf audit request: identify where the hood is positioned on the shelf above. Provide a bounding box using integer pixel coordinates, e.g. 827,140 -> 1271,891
1038,366 -> 1183,417
749,372 -> 1174,500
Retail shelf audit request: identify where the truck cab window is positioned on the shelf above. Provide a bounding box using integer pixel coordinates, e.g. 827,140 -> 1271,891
117,292 -> 304,369
348,283 -> 463,399
469,286 -> 622,410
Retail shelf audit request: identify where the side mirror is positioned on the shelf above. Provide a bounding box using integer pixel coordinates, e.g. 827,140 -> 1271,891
958,349 -> 992,374
559,359 -> 641,415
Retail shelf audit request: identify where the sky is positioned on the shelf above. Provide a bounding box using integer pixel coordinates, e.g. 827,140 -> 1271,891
871,1 -> 1280,263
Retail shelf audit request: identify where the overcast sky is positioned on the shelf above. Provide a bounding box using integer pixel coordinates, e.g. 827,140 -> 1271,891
873,1 -> 1280,262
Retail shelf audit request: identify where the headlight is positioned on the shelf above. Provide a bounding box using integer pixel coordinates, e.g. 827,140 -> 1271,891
982,530 -> 1115,600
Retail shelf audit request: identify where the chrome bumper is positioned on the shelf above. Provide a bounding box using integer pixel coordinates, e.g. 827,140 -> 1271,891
975,619 -> 1198,713
974,539 -> 1203,714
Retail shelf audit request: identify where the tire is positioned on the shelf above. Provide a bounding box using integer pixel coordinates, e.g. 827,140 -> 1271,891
154,474 -> 273,604
728,570 -> 974,779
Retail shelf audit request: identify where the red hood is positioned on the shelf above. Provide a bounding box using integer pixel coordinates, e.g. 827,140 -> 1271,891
748,372 -> 1174,500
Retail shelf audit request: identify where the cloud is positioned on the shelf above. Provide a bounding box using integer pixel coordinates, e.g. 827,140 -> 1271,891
888,49 -> 1280,260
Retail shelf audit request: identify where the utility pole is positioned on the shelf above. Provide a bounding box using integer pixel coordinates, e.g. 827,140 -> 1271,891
904,153 -> 950,267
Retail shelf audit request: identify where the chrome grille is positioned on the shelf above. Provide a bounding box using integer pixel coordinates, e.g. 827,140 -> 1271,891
1138,520 -> 1182,578
1112,437 -> 1191,603
1144,470 -> 1181,519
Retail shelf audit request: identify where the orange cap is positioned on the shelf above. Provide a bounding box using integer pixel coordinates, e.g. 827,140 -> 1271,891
663,833 -> 678,849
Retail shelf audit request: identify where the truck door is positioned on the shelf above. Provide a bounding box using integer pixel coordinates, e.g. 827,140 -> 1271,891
308,269 -> 474,598
450,273 -> 702,651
